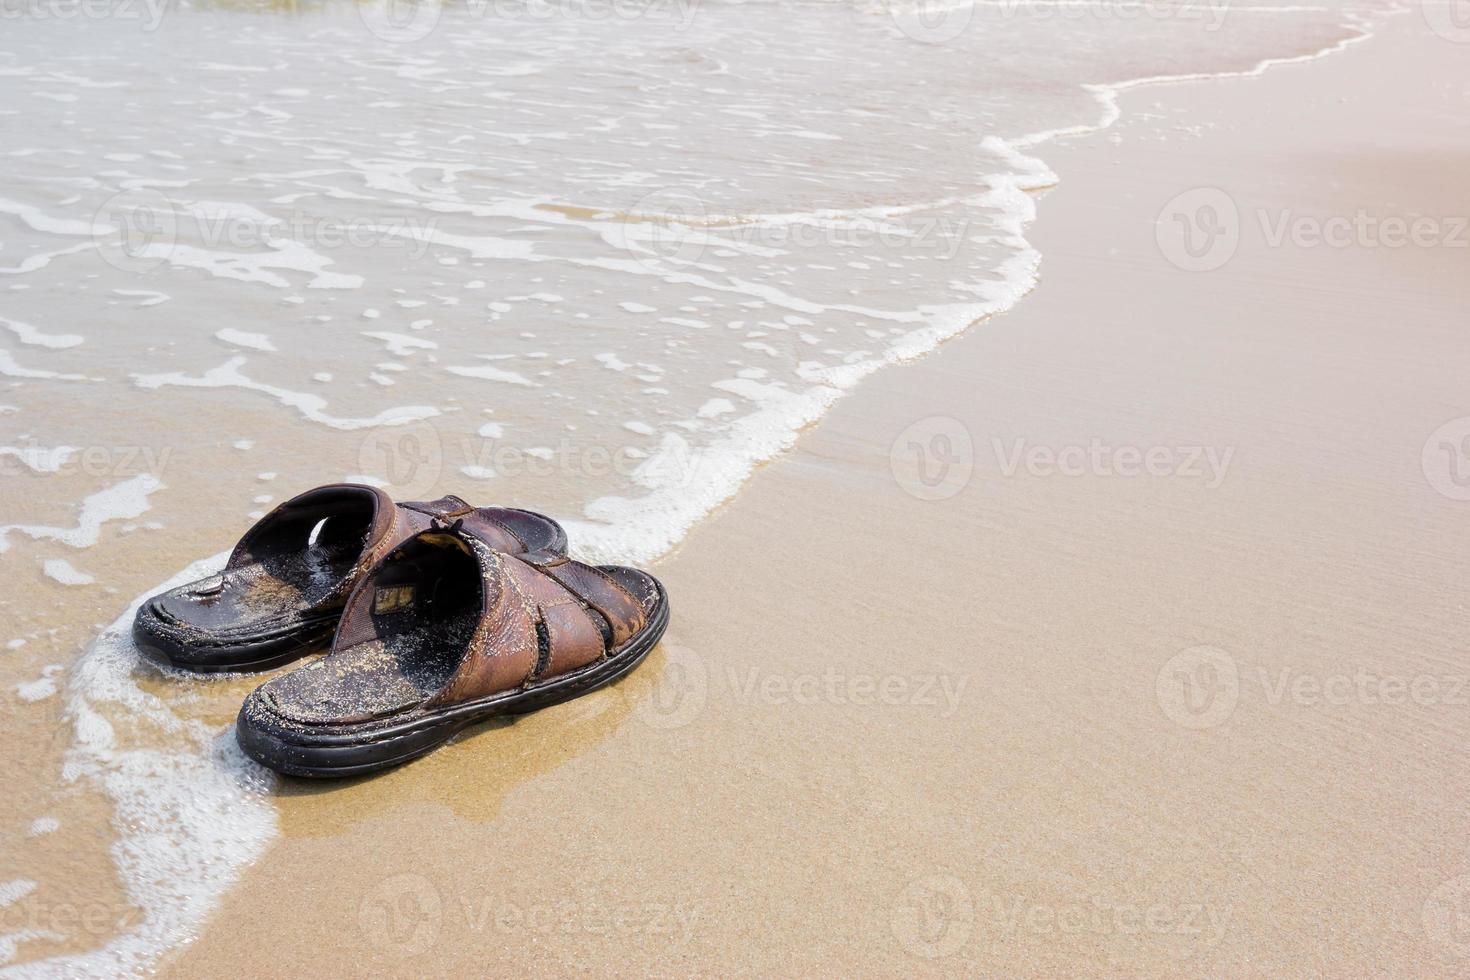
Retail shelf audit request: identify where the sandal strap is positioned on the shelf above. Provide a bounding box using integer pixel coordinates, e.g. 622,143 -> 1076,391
226,483 -> 399,607
401,494 -> 531,553
425,532 -> 649,706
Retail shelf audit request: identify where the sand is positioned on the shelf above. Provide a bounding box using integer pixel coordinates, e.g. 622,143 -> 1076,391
158,13 -> 1470,977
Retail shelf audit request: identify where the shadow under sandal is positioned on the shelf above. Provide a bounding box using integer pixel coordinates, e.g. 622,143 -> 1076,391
131,483 -> 567,674
235,523 -> 669,778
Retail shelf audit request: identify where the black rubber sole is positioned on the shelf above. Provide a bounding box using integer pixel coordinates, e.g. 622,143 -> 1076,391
132,614 -> 338,676
235,579 -> 669,778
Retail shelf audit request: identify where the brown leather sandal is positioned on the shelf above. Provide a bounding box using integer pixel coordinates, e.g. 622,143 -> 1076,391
235,519 -> 668,777
132,484 -> 567,674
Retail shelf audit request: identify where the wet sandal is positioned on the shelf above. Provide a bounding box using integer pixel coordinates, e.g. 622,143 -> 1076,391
234,519 -> 668,777
132,484 -> 566,674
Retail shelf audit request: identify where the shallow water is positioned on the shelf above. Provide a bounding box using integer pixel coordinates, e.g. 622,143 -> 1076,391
0,0 -> 1384,972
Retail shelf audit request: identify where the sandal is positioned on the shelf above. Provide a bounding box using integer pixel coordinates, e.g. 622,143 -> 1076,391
235,519 -> 668,777
132,484 -> 566,674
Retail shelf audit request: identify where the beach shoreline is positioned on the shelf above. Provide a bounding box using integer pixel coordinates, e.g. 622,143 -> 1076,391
140,8 -> 1470,977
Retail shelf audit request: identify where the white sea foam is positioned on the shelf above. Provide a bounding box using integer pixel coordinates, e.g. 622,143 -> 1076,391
43,559 -> 94,586
133,358 -> 439,430
0,475 -> 162,554
124,240 -> 363,291
16,666 -> 63,702
0,348 -> 94,382
0,444 -> 77,474
0,317 -> 83,349
0,198 -> 94,237
111,290 -> 170,307
0,882 -> 36,909
2,555 -> 278,979
213,329 -> 276,352
446,362 -> 538,387
363,331 -> 438,355
26,818 -> 59,838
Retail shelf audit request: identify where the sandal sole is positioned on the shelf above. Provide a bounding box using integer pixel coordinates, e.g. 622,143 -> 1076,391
235,577 -> 669,778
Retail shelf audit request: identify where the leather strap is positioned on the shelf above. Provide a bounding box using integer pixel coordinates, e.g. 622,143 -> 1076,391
419,530 -> 649,707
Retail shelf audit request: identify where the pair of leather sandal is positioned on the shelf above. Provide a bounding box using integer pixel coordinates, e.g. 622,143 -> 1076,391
132,484 -> 668,778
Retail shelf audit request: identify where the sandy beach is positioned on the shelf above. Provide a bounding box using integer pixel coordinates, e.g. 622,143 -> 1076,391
117,9 -> 1470,977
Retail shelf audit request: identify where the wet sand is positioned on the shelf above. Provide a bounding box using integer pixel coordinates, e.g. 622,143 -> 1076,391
161,13 -> 1470,977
